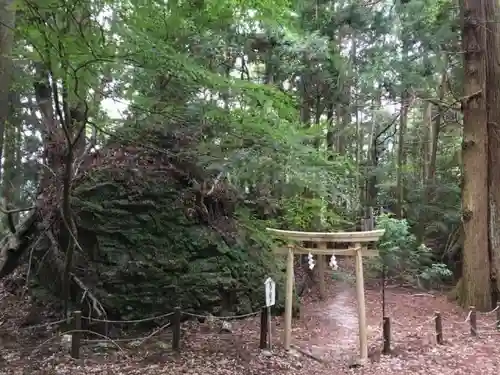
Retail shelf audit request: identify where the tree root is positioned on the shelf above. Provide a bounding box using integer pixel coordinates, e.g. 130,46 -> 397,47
0,211 -> 40,278
0,213 -> 108,318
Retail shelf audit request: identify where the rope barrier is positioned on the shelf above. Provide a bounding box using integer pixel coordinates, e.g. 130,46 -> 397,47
413,316 -> 437,332
22,318 -> 71,330
21,305 -> 495,346
58,330 -> 127,354
390,315 -> 437,340
477,305 -> 499,315
391,308 -> 478,334
469,326 -> 500,336
27,303 -> 500,361
82,311 -> 175,324
464,310 -> 472,323
74,308 -> 261,351
182,310 -> 261,320
476,319 -> 500,328
66,304 -> 263,356
384,305 -> 500,348
80,308 -> 261,325
450,310 -> 472,325
391,316 -> 433,328
82,323 -> 172,345
74,308 -> 261,348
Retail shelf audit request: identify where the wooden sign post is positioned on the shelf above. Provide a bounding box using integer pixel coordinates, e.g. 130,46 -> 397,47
264,277 -> 276,350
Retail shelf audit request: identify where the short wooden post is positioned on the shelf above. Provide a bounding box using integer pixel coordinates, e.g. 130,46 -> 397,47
284,245 -> 294,350
470,306 -> 477,336
367,207 -> 374,230
104,320 -> 109,338
260,307 -> 268,349
435,312 -> 443,344
317,242 -> 327,300
71,311 -> 81,359
354,244 -> 368,363
172,307 -> 181,351
496,302 -> 500,331
382,316 -> 391,354
267,305 -> 272,350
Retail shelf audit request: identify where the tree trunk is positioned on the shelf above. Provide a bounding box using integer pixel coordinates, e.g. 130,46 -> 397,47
352,35 -> 362,210
0,0 -> 16,184
396,37 -> 410,219
417,53 -> 448,241
3,91 -> 21,226
485,0 -> 500,303
429,52 -> 447,186
365,89 -> 381,209
422,101 -> 432,183
335,31 -> 347,155
460,0 -> 491,310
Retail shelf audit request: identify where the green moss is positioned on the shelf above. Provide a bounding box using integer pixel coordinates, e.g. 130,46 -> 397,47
66,166 -> 287,319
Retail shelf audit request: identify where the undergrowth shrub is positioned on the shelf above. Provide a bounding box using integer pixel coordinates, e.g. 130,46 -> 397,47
373,214 -> 452,289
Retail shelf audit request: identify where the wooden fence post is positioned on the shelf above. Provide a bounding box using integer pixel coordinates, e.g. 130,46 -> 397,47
71,310 -> 82,359
470,306 -> 477,336
260,307 -> 269,349
172,307 -> 181,351
435,312 -> 443,344
496,302 -> 500,331
382,316 -> 391,354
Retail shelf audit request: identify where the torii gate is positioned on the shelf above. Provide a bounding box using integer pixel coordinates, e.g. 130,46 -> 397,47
267,228 -> 385,364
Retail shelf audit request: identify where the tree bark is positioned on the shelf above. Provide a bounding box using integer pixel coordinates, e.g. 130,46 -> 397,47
3,91 -> 21,226
460,0 -> 492,310
422,101 -> 432,183
429,53 -> 447,187
0,0 -> 16,183
365,88 -> 382,209
396,37 -> 410,219
485,0 -> 500,303
417,53 -> 448,241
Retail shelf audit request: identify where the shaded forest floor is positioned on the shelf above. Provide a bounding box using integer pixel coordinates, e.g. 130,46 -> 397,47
1,261 -> 500,374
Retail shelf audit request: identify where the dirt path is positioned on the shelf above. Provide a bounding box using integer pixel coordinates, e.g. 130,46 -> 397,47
293,284 -> 361,363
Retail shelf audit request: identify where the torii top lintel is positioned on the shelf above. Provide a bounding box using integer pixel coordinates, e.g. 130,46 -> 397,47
266,228 -> 385,243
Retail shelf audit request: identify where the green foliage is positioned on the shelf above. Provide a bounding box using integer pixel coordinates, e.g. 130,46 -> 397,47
374,214 -> 452,288
272,195 -> 346,231
279,196 -> 325,230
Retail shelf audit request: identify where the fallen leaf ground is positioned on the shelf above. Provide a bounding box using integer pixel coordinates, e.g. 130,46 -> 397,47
1,261 -> 500,375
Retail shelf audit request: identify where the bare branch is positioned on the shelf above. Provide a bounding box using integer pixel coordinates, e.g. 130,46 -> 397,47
71,272 -> 106,316
0,204 -> 35,215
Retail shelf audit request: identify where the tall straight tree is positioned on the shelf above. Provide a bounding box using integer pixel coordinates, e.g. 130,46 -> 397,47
484,0 -> 500,301
0,0 -> 16,184
460,0 -> 491,310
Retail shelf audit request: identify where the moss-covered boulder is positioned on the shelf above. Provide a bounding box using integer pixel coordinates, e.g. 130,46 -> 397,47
42,138 -> 286,320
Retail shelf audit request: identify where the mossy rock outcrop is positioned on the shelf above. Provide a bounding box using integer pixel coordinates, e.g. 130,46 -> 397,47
35,137 -> 286,320
0,123 -> 300,320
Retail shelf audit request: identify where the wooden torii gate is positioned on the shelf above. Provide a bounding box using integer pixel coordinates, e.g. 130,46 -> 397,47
267,228 -> 385,364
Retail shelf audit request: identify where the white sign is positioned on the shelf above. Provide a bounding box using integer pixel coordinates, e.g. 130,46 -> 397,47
264,277 -> 276,307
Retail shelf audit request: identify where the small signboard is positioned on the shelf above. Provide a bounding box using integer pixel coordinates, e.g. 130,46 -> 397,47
264,277 -> 276,307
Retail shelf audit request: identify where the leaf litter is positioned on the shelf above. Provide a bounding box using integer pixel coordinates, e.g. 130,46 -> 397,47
1,266 -> 500,374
